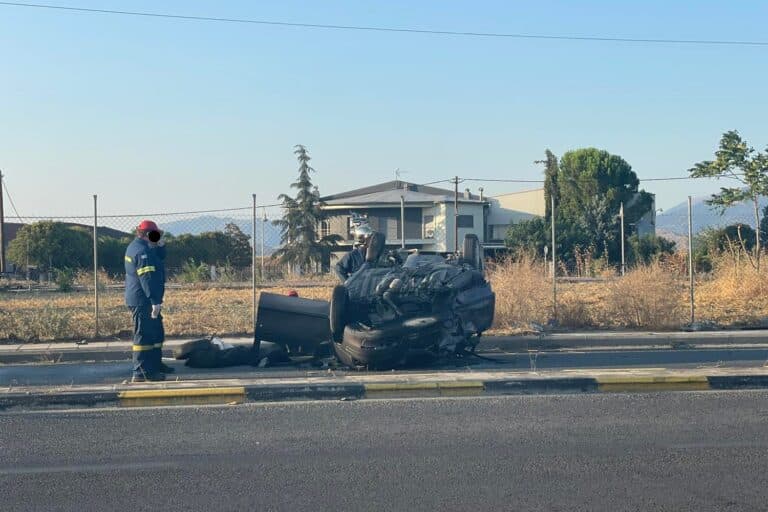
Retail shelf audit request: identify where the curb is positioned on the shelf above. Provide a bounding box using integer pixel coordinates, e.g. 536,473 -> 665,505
2,374 -> 768,410
4,332 -> 768,364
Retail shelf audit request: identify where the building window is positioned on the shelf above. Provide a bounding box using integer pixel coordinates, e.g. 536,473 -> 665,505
320,220 -> 331,239
457,215 -> 474,228
423,215 -> 435,239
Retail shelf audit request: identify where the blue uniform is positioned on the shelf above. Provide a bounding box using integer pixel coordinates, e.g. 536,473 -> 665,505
124,238 -> 166,377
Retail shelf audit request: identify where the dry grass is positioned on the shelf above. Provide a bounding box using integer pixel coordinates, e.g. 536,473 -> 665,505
695,257 -> 768,326
0,286 -> 333,343
4,256 -> 768,342
488,259 -> 689,332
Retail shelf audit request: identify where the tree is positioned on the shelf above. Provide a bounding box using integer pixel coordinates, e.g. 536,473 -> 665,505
504,218 -> 548,257
527,148 -> 653,264
223,223 -> 252,267
627,235 -> 676,266
98,236 -> 132,275
689,130 -> 768,270
540,149 -> 559,221
7,221 -> 92,271
272,145 -> 341,273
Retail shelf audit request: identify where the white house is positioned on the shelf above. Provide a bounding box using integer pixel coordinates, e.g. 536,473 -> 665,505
320,181 -> 487,258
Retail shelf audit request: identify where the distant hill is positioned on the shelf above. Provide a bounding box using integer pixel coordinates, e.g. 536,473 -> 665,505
161,216 -> 284,253
657,195 -> 768,236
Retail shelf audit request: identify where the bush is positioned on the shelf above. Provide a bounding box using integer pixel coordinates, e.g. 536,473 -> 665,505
487,257 -> 551,330
55,268 -> 76,292
599,263 -> 685,329
178,259 -> 209,284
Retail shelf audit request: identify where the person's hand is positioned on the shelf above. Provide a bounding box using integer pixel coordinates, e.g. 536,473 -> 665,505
151,304 -> 162,319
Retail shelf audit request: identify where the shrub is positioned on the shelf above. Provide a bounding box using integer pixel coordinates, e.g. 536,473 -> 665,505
599,263 -> 685,329
55,268 -> 76,292
177,259 -> 209,284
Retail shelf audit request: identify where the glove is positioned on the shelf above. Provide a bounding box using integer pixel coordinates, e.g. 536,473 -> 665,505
151,304 -> 162,319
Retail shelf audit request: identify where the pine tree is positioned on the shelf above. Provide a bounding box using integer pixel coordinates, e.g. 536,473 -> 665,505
273,145 -> 340,273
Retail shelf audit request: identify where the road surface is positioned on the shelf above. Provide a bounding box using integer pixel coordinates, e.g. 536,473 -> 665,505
1,391 -> 767,511
1,346 -> 767,387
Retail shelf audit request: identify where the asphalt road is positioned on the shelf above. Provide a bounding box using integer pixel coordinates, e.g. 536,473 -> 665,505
2,346 -> 768,387
2,392 -> 768,511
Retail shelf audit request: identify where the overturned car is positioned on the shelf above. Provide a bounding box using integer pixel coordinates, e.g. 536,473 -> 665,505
254,232 -> 495,370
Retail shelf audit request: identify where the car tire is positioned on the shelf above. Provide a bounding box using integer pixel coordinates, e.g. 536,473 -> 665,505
329,284 -> 348,343
462,233 -> 483,271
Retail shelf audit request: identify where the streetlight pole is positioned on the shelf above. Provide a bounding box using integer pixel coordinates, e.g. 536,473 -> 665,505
400,182 -> 406,249
453,176 -> 459,254
687,196 -> 695,325
551,193 -> 557,322
620,202 -> 625,276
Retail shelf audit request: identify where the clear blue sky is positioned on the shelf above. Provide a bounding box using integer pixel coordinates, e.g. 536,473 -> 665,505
1,0 -> 767,216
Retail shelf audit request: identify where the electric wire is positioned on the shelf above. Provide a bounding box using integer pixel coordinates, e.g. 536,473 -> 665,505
1,1 -> 766,47
1,175 -> 26,222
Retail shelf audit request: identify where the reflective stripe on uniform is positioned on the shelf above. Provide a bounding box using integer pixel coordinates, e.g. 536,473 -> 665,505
132,345 -> 155,352
153,343 -> 163,348
125,256 -> 132,263
136,266 -> 156,276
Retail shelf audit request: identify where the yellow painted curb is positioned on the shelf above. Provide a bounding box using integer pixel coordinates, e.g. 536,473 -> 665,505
119,387 -> 246,399
597,376 -> 710,392
364,381 -> 484,397
596,376 -> 708,385
365,382 -> 439,392
119,387 -> 246,407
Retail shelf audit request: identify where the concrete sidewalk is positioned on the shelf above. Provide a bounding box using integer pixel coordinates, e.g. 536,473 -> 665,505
2,366 -> 768,410
1,330 -> 768,364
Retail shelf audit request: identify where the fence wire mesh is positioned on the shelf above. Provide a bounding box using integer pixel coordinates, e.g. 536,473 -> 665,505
3,202 -> 286,285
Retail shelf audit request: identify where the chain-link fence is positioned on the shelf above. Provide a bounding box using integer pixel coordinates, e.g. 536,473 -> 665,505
2,200 -> 286,285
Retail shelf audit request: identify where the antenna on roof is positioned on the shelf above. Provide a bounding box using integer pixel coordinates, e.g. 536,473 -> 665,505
394,168 -> 408,181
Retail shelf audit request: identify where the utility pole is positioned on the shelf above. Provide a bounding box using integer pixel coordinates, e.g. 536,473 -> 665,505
400,182 -> 406,249
453,176 -> 459,254
0,171 -> 5,274
620,202 -> 625,276
551,193 -> 557,322
687,196 -> 695,325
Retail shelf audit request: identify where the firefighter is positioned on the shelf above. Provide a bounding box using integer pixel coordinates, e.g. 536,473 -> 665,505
125,219 -> 171,382
334,227 -> 371,282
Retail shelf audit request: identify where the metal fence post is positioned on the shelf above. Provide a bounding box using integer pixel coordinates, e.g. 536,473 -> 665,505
620,201 -> 625,276
688,196 -> 695,325
252,194 -> 257,333
261,207 -> 266,280
551,193 -> 557,323
93,194 -> 99,339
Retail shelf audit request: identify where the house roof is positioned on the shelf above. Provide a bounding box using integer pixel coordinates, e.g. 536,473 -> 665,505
322,180 -> 484,206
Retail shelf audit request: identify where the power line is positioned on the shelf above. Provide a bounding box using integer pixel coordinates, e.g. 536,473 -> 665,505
1,175 -> 25,222
4,204 -> 284,222
1,1 -> 767,48
462,176 -> 728,184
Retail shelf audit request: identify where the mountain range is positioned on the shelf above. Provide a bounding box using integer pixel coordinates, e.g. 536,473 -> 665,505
656,195 -> 768,236
161,216 -> 284,252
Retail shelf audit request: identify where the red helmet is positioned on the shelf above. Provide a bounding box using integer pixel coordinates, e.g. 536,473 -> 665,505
137,220 -> 160,232
286,290 -> 299,297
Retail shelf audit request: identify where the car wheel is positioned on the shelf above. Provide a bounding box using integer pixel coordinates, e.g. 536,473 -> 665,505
329,284 -> 348,343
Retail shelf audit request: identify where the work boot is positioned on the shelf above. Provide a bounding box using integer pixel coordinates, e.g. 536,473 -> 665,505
159,362 -> 176,374
131,373 -> 166,383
